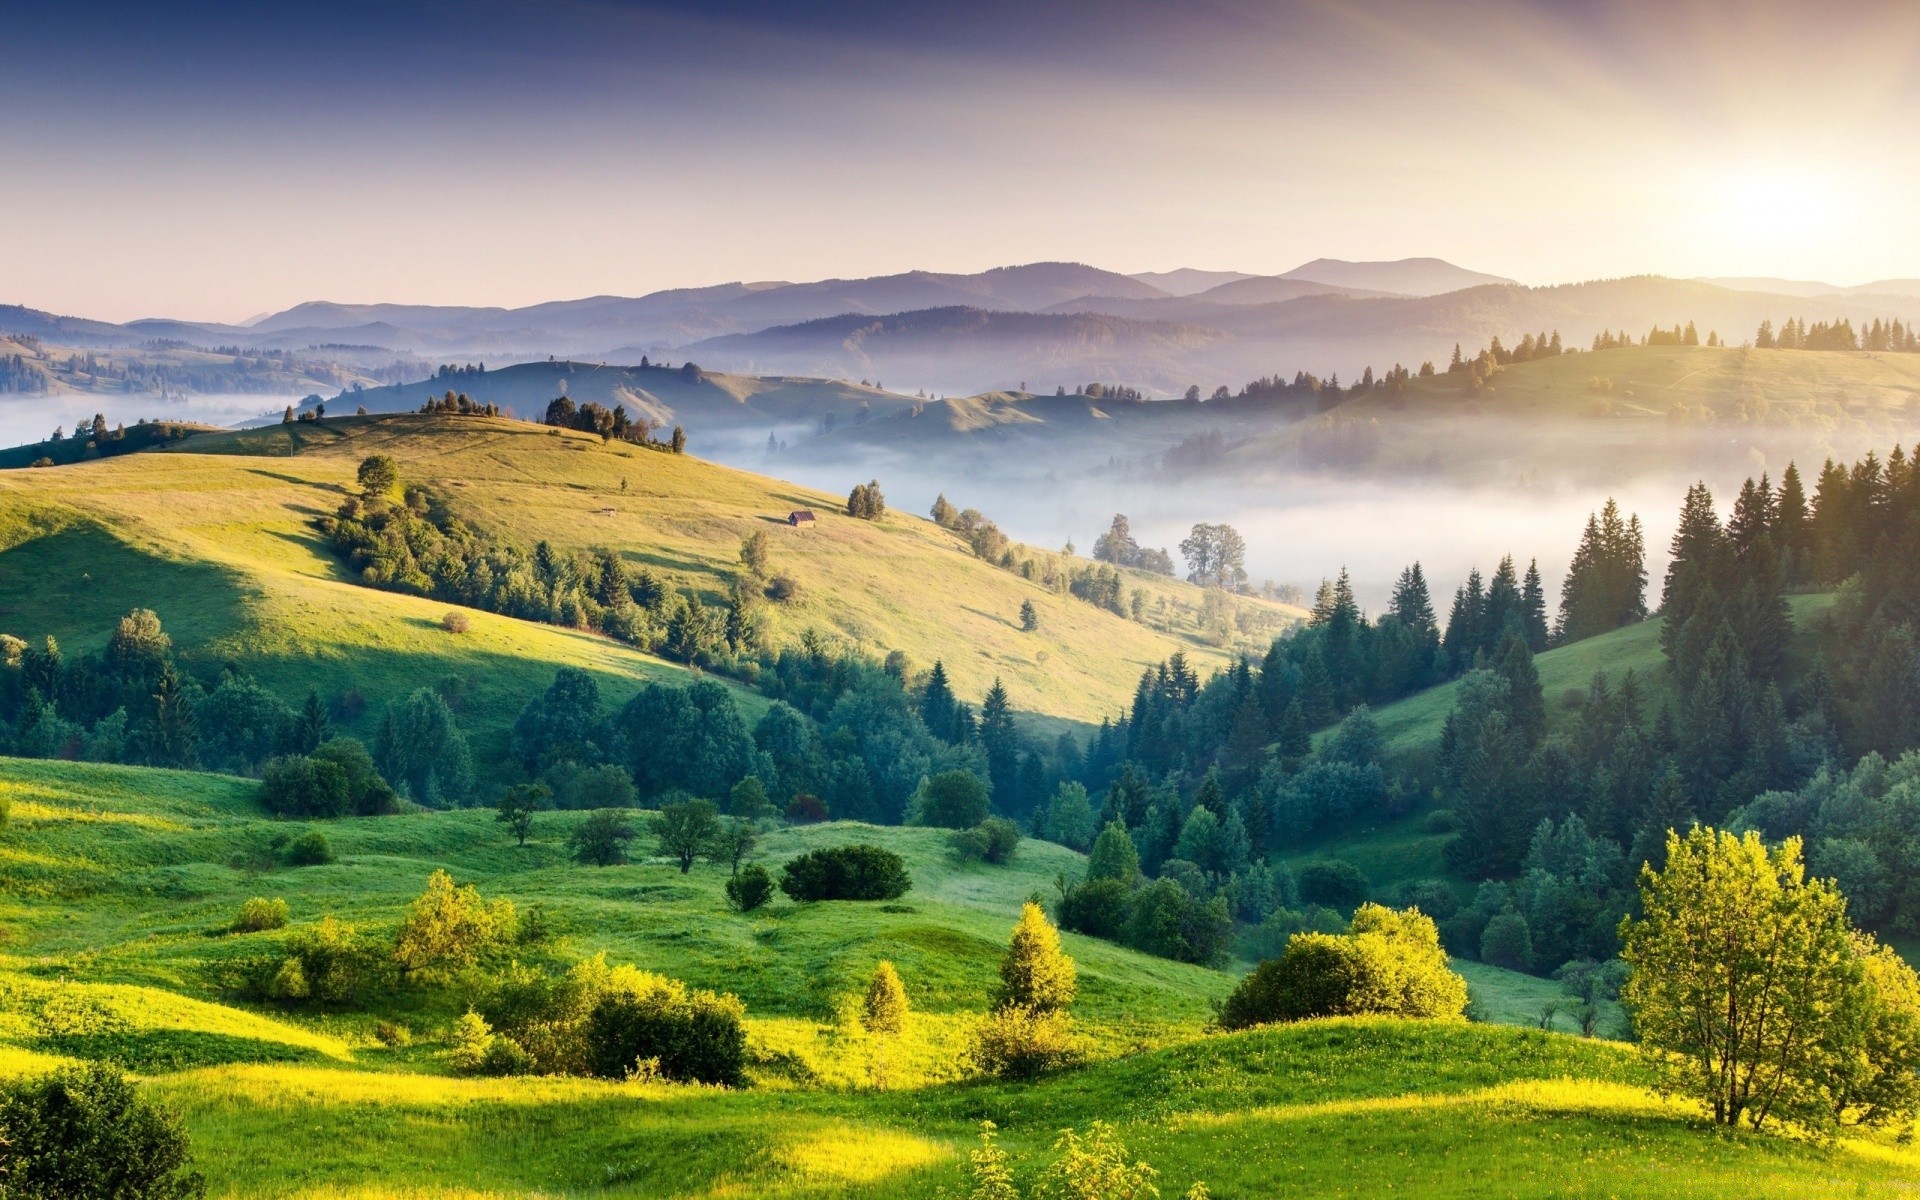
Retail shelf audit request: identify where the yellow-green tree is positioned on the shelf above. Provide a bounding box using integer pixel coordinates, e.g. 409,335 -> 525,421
1621,828 -> 1920,1131
861,960 -> 909,1035
393,869 -> 516,981
997,902 -> 1076,1014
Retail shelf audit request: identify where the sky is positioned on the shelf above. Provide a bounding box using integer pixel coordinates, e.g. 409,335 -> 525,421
5,0 -> 1920,322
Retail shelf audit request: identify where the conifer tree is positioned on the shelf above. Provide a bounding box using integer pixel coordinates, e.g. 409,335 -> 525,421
1521,559 -> 1549,651
996,902 -> 1076,1014
861,960 -> 909,1035
1390,562 -> 1435,634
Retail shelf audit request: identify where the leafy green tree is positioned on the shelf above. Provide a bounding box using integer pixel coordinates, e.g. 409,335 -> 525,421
651,796 -> 721,873
725,775 -> 772,820
1043,782 -> 1096,851
1620,827 -> 1920,1130
916,770 -> 991,829
197,675 -> 292,774
258,754 -> 349,819
1479,907 -> 1532,970
779,844 -> 911,901
709,818 -> 758,876
0,1063 -> 205,1200
1086,820 -> 1140,883
997,902 -> 1076,1014
861,960 -> 909,1035
392,869 -> 515,981
356,454 -> 400,499
570,809 -> 637,866
496,783 -> 550,847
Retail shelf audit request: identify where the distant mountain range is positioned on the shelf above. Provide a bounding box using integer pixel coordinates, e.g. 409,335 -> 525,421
7,259 -> 1920,398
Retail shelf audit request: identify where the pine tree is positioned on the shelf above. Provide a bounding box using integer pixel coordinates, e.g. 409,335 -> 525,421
979,679 -> 1020,807
293,690 -> 331,754
1390,562 -> 1435,634
921,661 -> 956,741
996,902 -> 1076,1013
1019,599 -> 1038,632
1521,559 -> 1549,651
861,960 -> 909,1034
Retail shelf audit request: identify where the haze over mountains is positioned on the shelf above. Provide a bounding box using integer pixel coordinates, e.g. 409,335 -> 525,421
8,257 -> 1920,399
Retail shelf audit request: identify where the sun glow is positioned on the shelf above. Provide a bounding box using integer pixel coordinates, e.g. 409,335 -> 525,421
1715,171 -> 1844,238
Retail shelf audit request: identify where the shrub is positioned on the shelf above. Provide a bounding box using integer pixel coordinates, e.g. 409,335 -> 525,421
1423,808 -> 1460,834
766,574 -> 801,603
392,869 -> 516,981
584,974 -> 747,1085
970,1004 -> 1081,1080
230,897 -> 289,933
1298,860 -> 1370,909
861,960 -> 909,1034
1057,877 -> 1131,939
311,737 -> 399,816
570,808 -> 637,866
258,755 -> 348,819
1480,906 -> 1533,970
0,1063 -> 205,1200
273,915 -> 372,1005
997,902 -> 1076,1013
950,826 -> 991,862
1121,878 -> 1235,965
780,845 -> 911,902
282,830 -> 334,866
442,611 -> 471,633
1219,903 -> 1468,1030
785,793 -> 828,823
977,815 -> 1022,864
725,864 -> 775,912
914,770 -> 991,829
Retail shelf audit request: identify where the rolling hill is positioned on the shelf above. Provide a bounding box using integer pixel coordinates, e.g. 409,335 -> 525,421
5,754 -> 1919,1197
0,414 -> 1302,751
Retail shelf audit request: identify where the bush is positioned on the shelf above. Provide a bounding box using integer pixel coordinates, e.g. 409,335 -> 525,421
0,1063 -> 205,1200
914,770 -> 991,829
785,793 -> 828,823
230,897 -> 289,933
949,826 -> 991,862
1423,808 -> 1460,834
725,864 -> 775,912
951,816 -> 1022,865
1120,878 -> 1235,965
442,611 -> 471,633
766,574 -> 800,603
1219,904 -> 1468,1030
1238,905 -> 1345,961
312,737 -> 399,816
570,809 -> 637,866
1056,877 -> 1131,939
258,754 -> 348,819
1298,859 -> 1370,909
970,1004 -> 1081,1080
282,830 -> 334,866
392,869 -> 516,981
269,915 -> 373,1005
1480,906 -> 1533,970
779,845 -> 911,902
584,974 -> 747,1085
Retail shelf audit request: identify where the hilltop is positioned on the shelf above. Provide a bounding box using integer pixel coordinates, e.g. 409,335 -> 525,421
0,414 -> 1301,749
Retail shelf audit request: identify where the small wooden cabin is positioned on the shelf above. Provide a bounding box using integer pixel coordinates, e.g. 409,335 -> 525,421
788,509 -> 817,527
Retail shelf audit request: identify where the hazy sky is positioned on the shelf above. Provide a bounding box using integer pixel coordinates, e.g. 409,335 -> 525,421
6,0 -> 1920,322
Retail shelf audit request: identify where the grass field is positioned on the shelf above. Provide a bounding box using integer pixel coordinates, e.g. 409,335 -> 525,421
0,415 -> 1300,763
5,754 -> 1919,1197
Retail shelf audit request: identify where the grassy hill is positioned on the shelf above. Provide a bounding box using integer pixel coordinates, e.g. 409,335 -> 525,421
0,414 -> 1300,752
5,754 -> 1919,1197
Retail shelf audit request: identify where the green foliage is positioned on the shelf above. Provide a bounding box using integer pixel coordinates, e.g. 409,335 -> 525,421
1297,860 -> 1370,909
1032,1121 -> 1162,1200
916,770 -> 992,829
779,844 -> 911,902
1056,877 -> 1132,940
281,830 -> 334,866
583,973 -> 747,1085
392,869 -> 516,982
311,738 -> 398,815
258,754 -> 347,819
1479,908 -> 1533,971
356,454 -> 400,499
952,816 -> 1022,865
495,782 -> 550,847
997,902 -> 1076,1014
861,960 -> 909,1035
1086,820 -> 1141,884
727,774 -> 772,820
652,796 -> 722,873
0,1063 -> 205,1200
1118,878 -> 1234,966
1042,782 -> 1096,851
569,808 -> 637,866
724,863 -> 775,912
970,1003 -> 1082,1081
1621,827 -> 1920,1131
229,897 -> 288,934
375,689 -> 473,807
1220,904 -> 1468,1030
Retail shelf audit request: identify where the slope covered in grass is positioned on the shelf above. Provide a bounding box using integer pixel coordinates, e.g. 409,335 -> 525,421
0,413 -> 1295,740
6,756 -> 1918,1195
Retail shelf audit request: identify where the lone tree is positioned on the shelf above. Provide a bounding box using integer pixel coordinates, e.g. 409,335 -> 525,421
1019,600 -> 1038,632
495,782 -> 550,847
861,960 -> 909,1035
846,480 -> 886,519
652,796 -> 721,874
997,902 -> 1077,1014
357,454 -> 400,499
1621,827 -> 1920,1131
570,808 -> 637,866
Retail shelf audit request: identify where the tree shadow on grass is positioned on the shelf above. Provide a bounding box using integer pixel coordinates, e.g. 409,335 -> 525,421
35,1029 -> 328,1073
0,522 -> 249,648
